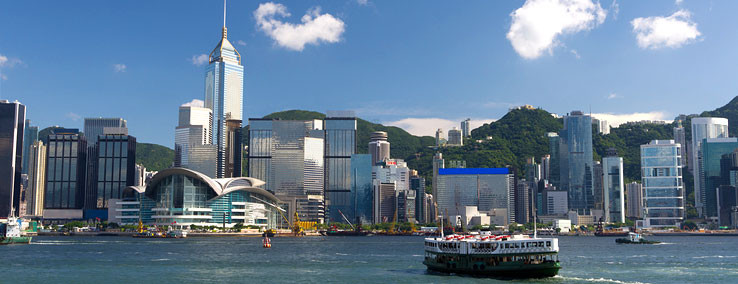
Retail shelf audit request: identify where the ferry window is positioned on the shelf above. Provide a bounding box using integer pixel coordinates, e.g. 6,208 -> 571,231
546,241 -> 551,246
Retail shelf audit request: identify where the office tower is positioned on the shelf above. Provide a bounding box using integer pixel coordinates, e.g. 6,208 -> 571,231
525,157 -> 541,182
373,182 -> 396,223
593,161 -> 604,210
0,100 -> 25,218
411,174 -> 426,223
602,150 -> 625,223
324,112 -> 357,223
543,189 -> 568,215
515,179 -> 531,224
436,168 -> 514,224
248,119 -> 325,223
592,118 -> 609,135
547,132 -> 561,188
673,121 -> 687,168
461,118 -> 471,137
625,182 -> 643,219
368,131 -> 390,166
351,154 -> 373,224
540,155 -> 551,181
86,134 -> 136,212
691,117 -> 729,216
640,140 -> 684,227
432,152 -> 444,201
447,127 -> 463,146
716,185 -> 737,228
25,141 -> 46,217
22,119 -> 38,174
435,128 -> 444,147
174,104 -> 212,169
44,131 -> 87,219
204,3 -> 244,179
373,159 -> 410,192
225,119 -> 242,178
83,118 -> 127,146
559,111 -> 594,213
699,138 -> 738,218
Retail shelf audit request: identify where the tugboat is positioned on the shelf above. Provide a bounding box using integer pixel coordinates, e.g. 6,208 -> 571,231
423,218 -> 560,278
594,219 -> 629,237
1,216 -> 32,245
615,232 -> 660,244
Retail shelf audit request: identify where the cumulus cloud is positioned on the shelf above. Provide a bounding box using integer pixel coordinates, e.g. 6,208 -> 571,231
507,0 -> 607,59
254,2 -> 345,51
591,111 -> 671,128
675,0 -> 683,4
236,40 -> 247,46
181,99 -> 205,108
191,54 -> 209,66
0,54 -> 23,68
113,64 -> 127,72
631,10 -> 701,49
66,112 -> 82,121
385,118 -> 497,137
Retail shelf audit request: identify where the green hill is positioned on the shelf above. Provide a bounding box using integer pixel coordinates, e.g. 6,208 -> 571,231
135,143 -> 174,172
701,96 -> 738,136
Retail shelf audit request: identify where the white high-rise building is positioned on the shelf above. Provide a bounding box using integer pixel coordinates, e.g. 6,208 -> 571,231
175,105 -> 212,171
602,155 -> 625,223
204,1 -> 244,178
368,131 -> 390,166
641,140 -> 684,228
435,128 -> 445,147
461,118 -> 471,137
691,117 -> 729,217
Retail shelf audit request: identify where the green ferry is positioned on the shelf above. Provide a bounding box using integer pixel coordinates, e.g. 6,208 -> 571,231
423,234 -> 561,278
1,217 -> 32,245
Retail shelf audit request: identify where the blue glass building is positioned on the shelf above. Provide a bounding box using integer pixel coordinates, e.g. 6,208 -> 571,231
699,138 -> 738,217
351,154 -> 373,224
640,140 -> 684,227
559,111 -> 594,213
325,116 -> 357,223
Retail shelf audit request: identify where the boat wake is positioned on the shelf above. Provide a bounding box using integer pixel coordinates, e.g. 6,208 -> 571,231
556,276 -> 650,284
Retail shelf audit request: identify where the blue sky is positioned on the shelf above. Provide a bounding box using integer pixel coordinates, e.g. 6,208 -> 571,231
1,0 -> 737,147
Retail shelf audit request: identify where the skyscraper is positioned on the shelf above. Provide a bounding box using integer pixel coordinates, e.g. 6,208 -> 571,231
559,111 -> 594,213
435,128 -> 444,147
174,104 -> 212,169
461,118 -> 471,137
546,132 -> 561,188
204,2 -> 244,178
368,131 -> 390,166
411,173 -> 426,223
351,154 -> 373,224
447,127 -> 463,146
25,141 -> 46,217
698,138 -> 738,218
436,168 -> 515,224
625,182 -> 643,219
641,140 -> 684,227
673,121 -> 687,168
86,134 -> 136,212
324,112 -> 357,222
602,151 -> 625,223
0,100 -> 25,218
22,119 -> 38,174
691,117 -> 729,217
44,131 -> 87,219
83,118 -> 127,147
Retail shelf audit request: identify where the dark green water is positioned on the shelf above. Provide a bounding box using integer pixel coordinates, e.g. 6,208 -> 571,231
2,235 -> 737,283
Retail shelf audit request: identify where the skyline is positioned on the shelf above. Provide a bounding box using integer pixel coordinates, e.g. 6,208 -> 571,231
2,0 -> 737,146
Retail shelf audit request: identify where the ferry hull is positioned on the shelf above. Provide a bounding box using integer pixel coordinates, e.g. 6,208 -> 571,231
0,236 -> 32,245
424,259 -> 561,278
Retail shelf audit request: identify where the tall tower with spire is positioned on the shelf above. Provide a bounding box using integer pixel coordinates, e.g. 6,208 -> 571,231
204,0 -> 244,178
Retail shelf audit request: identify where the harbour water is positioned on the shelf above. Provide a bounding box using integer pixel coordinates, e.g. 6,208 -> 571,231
3,235 -> 737,283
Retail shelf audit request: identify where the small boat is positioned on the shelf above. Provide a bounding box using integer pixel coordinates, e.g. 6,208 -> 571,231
1,217 -> 32,245
616,232 -> 660,244
263,236 -> 271,248
262,229 -> 276,238
166,230 -> 187,238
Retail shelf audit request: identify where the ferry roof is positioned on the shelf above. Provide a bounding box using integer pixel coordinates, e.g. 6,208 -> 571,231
438,168 -> 509,175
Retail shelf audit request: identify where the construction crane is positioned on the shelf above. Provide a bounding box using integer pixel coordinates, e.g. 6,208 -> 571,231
251,196 -> 303,236
337,209 -> 355,230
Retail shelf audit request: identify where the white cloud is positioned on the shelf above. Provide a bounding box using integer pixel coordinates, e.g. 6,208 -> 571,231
254,2 -> 345,51
0,54 -> 23,68
483,101 -> 520,109
385,118 -> 497,137
66,112 -> 82,121
607,93 -> 620,99
357,0 -> 369,5
591,111 -> 672,128
570,49 -> 581,59
675,0 -> 683,5
181,99 -> 205,108
113,64 -> 127,72
190,54 -> 209,66
236,40 -> 247,46
507,0 -> 607,59
610,0 -> 619,20
631,9 -> 701,49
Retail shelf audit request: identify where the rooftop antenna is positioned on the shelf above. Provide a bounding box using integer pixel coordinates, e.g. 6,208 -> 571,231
223,0 -> 227,28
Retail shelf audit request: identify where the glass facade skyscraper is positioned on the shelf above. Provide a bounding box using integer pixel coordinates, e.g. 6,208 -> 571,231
436,168 -> 514,224
22,119 -> 38,175
351,154 -> 373,224
641,140 -> 684,227
691,117 -> 729,217
87,134 -> 136,210
0,100 -> 25,218
559,111 -> 594,213
699,138 -> 738,217
44,133 -> 87,210
83,118 -> 127,147
204,17 -> 244,178
324,115 -> 357,222
602,155 -> 625,223
174,105 -> 212,170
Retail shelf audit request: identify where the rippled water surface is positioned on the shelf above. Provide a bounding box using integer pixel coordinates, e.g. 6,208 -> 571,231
2,235 -> 737,283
